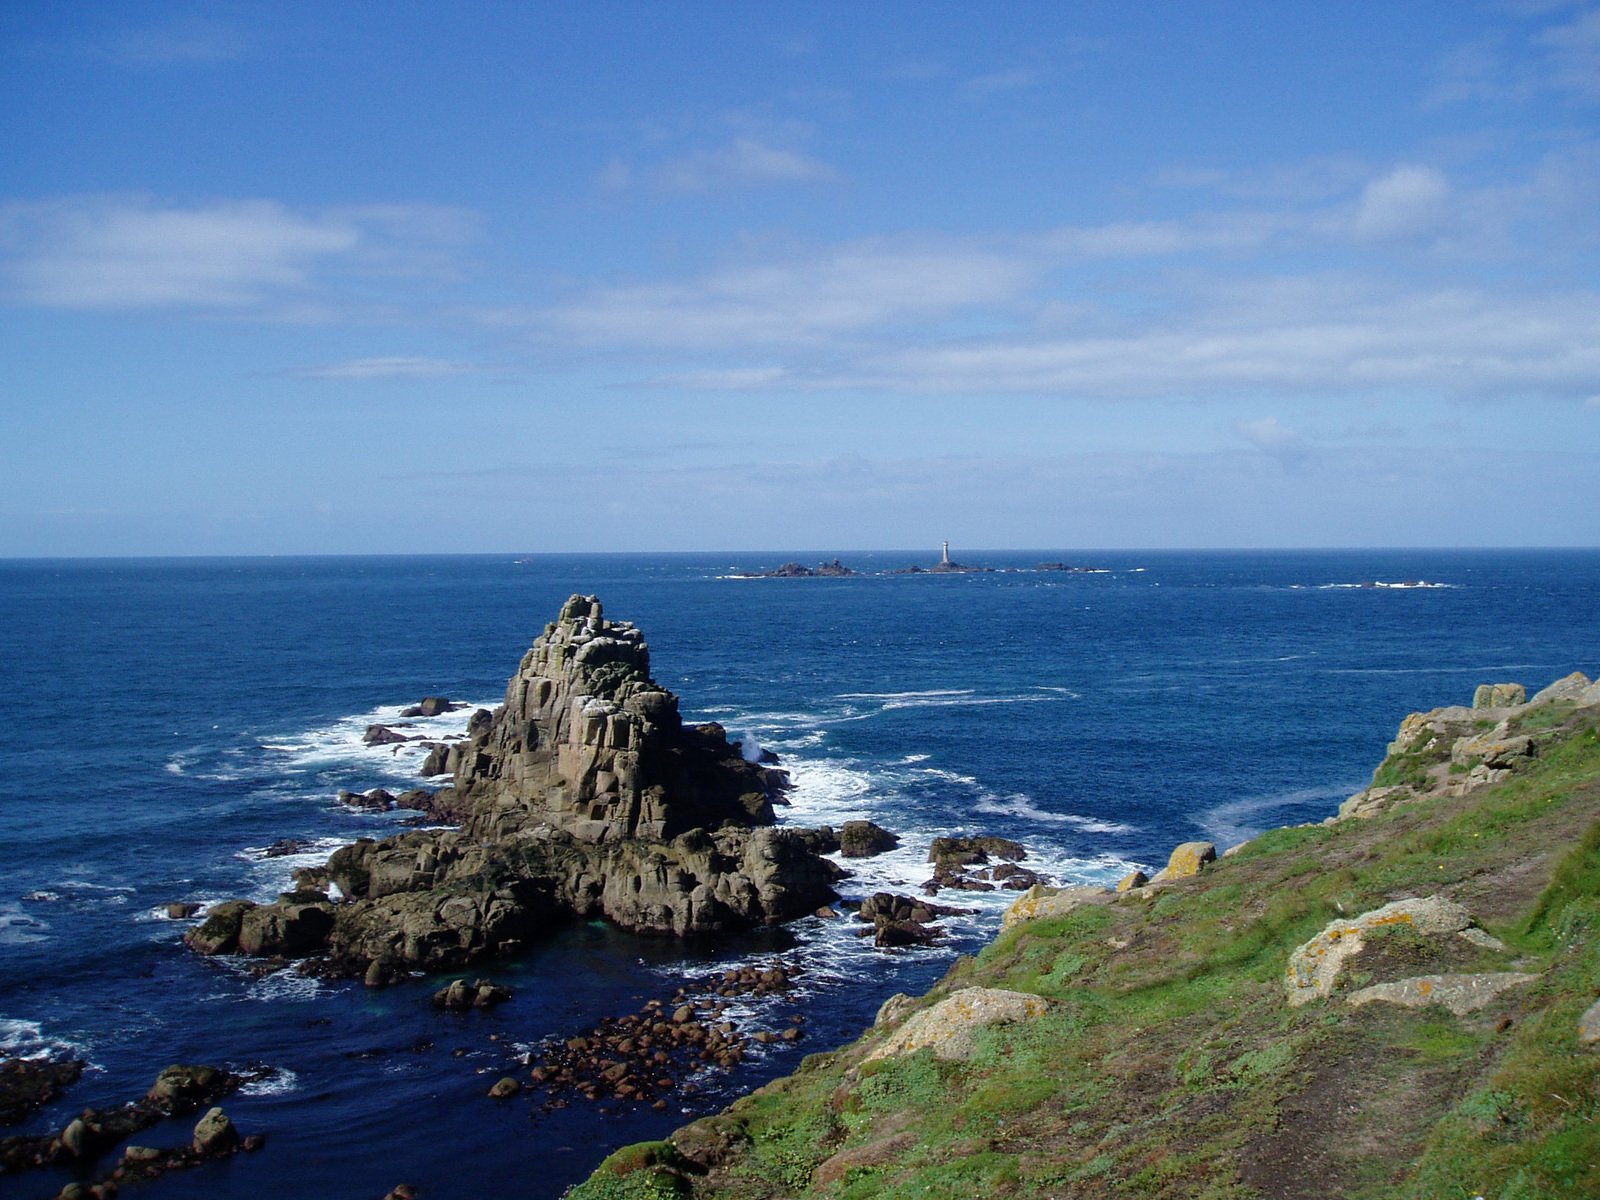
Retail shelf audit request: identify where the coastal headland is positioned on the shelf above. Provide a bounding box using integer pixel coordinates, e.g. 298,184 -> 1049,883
571,672 -> 1600,1199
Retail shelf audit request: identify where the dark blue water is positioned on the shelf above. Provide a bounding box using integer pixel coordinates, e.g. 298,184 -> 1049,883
2,550 -> 1596,1198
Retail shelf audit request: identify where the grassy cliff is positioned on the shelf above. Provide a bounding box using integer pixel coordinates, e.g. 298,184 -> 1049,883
571,681 -> 1600,1200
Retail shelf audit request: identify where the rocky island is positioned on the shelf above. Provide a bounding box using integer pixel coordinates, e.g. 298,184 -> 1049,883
571,671 -> 1600,1199
186,595 -> 843,975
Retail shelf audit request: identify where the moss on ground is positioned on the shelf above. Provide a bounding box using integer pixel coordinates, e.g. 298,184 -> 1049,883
570,708 -> 1600,1200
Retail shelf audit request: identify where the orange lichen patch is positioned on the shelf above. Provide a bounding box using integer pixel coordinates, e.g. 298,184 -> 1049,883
1285,897 -> 1473,1006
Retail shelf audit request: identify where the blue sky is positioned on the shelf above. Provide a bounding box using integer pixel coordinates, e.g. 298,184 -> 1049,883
2,1 -> 1598,555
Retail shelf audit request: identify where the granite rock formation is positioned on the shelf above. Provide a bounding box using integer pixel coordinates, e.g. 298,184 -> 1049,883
187,596 -> 840,973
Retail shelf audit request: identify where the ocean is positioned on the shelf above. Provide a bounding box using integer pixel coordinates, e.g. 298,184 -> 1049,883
2,549 -> 1597,1198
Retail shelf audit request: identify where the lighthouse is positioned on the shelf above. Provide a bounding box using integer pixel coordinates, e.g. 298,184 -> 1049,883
941,540 -> 950,565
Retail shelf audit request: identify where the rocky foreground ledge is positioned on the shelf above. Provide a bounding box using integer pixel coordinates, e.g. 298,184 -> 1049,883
573,671 -> 1600,1200
187,595 -> 843,975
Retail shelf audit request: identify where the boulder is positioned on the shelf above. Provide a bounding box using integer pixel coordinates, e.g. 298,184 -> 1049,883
1579,998 -> 1600,1045
165,901 -> 201,919
237,899 -> 335,956
1000,885 -> 1113,931
866,987 -> 1050,1062
1346,972 -> 1540,1017
1149,841 -> 1216,883
838,820 -> 900,858
183,900 -> 257,955
1472,682 -> 1526,709
146,1065 -> 243,1115
1284,896 -> 1476,1006
928,835 -> 1026,867
191,1107 -> 240,1156
363,725 -> 412,747
1115,870 -> 1149,892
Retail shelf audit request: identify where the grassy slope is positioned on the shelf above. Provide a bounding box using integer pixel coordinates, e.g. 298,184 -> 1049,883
572,705 -> 1600,1200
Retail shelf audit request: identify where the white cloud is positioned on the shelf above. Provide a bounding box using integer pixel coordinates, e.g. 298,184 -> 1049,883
619,137 -> 841,193
1354,165 -> 1452,241
0,196 -> 475,311
827,282 -> 1600,400
962,67 -> 1040,97
639,366 -> 793,390
1235,416 -> 1308,464
540,242 -> 1034,348
1536,7 -> 1600,98
288,357 -> 487,381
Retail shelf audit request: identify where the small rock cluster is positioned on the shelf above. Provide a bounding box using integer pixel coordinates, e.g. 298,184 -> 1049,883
851,892 -> 971,947
519,962 -> 805,1112
2,1065 -> 261,1193
432,978 -> 513,1010
922,836 -> 1039,894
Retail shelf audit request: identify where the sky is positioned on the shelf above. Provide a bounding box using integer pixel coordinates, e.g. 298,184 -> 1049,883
2,1 -> 1598,556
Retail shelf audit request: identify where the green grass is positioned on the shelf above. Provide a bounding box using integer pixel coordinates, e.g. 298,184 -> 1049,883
569,708 -> 1600,1200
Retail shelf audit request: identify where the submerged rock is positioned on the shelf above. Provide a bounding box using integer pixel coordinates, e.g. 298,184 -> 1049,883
0,1057 -> 85,1127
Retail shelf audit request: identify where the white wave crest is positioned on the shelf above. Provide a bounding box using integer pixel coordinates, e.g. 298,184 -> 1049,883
972,793 -> 1135,834
239,1066 -> 300,1096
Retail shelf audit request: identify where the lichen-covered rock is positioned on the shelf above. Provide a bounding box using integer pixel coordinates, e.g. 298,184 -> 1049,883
1530,671 -> 1592,705
1579,997 -> 1600,1045
1284,896 -> 1474,1006
1450,733 -> 1534,770
1338,785 -> 1414,820
1115,870 -> 1149,892
1346,972 -> 1540,1016
866,987 -> 1049,1062
1473,682 -> 1526,709
1000,885 -> 1112,931
1149,841 -> 1216,883
874,993 -> 919,1028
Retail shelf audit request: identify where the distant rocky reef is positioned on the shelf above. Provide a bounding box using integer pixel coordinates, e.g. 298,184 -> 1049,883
186,595 -> 843,975
736,560 -> 857,578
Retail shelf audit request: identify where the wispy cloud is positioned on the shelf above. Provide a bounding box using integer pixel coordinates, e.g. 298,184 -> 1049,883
1235,416 -> 1309,465
961,67 -> 1041,97
0,196 -> 476,312
1353,165 -> 1453,241
96,18 -> 249,65
287,357 -> 492,381
538,241 -> 1034,348
604,136 -> 841,193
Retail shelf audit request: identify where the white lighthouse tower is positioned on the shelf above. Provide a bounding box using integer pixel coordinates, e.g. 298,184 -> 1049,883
941,540 -> 951,565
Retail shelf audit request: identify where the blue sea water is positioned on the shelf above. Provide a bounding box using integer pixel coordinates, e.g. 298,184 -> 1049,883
1,549 -> 1597,1198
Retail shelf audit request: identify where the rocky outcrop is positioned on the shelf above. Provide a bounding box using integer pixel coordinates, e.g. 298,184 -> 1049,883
1337,672 -> 1600,819
446,595 -> 787,844
189,596 -> 841,973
